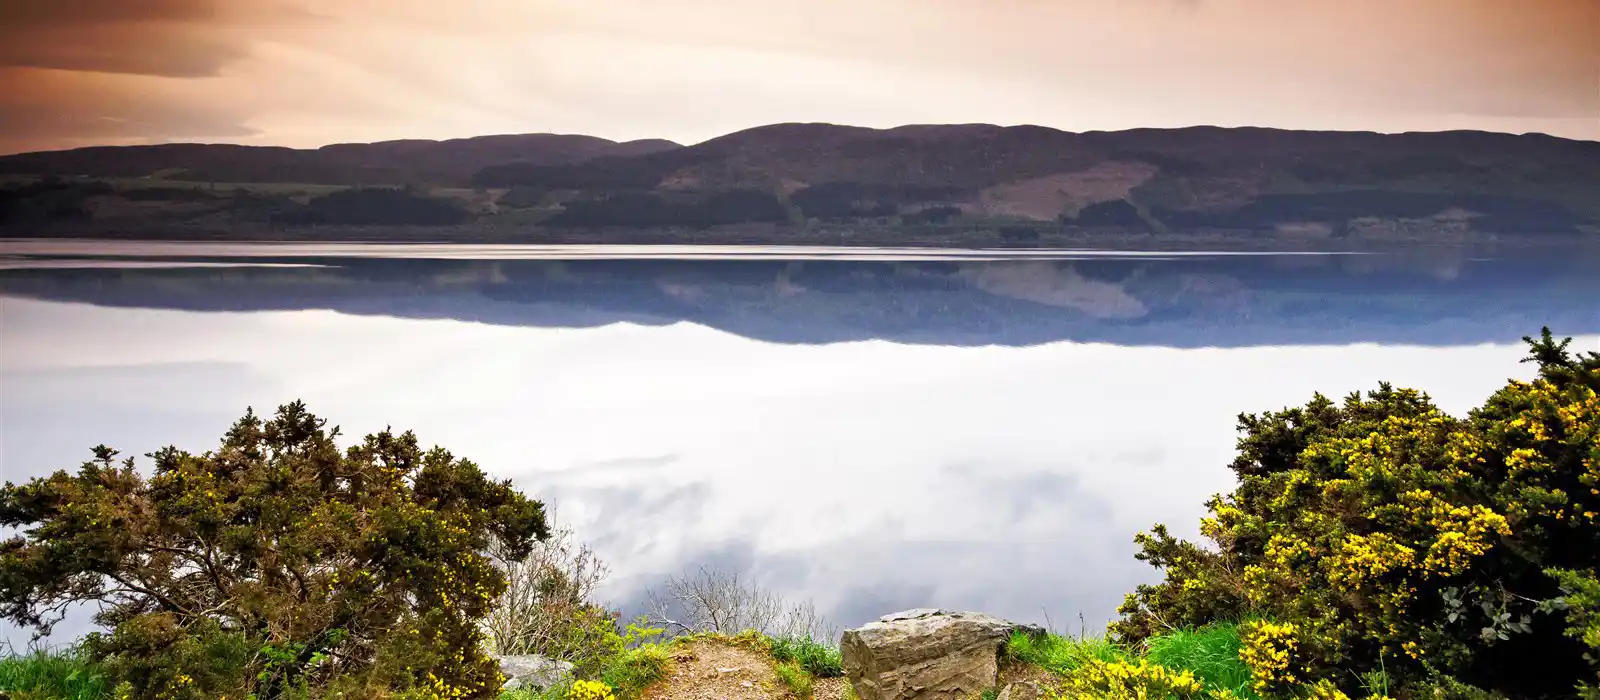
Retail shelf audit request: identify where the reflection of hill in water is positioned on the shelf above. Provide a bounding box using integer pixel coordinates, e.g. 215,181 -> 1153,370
2,251 -> 1597,347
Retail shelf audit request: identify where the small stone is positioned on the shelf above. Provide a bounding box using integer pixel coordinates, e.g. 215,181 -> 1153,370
997,681 -> 1045,700
717,666 -> 743,673
741,681 -> 754,688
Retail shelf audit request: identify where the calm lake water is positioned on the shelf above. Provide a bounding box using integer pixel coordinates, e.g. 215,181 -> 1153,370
3,240 -> 1598,646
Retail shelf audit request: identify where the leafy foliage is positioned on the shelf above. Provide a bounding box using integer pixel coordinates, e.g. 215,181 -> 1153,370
0,402 -> 549,699
1045,657 -> 1205,699
564,679 -> 616,700
1112,329 -> 1600,697
0,647 -> 114,700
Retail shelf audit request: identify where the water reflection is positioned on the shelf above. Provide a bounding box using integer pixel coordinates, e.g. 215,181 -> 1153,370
1,246 -> 1597,647
2,246 -> 1597,347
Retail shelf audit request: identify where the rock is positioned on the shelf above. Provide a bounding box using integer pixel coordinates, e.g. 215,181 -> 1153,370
841,608 -> 1045,700
497,654 -> 575,692
997,681 -> 1045,700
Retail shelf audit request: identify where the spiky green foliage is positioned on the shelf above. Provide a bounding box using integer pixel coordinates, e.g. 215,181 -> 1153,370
597,645 -> 672,699
766,635 -> 843,678
773,660 -> 814,698
1004,630 -> 1130,675
0,648 -> 114,700
1144,624 -> 1257,699
0,402 -> 550,699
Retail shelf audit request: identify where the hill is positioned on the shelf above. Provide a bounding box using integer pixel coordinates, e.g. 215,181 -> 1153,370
2,124 -> 1597,243
0,133 -> 682,186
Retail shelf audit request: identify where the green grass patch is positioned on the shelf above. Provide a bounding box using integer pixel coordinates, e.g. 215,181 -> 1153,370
499,682 -> 573,700
0,649 -> 114,700
1003,624 -> 1262,699
1003,630 -> 1129,675
598,644 -> 672,699
773,660 -> 814,698
1144,623 -> 1258,699
765,635 -> 843,678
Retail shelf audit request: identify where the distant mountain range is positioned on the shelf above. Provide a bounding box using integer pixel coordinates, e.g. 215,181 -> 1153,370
0,133 -> 682,186
2,124 -> 1598,242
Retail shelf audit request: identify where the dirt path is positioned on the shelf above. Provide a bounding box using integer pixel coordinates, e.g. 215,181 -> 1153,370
639,639 -> 851,700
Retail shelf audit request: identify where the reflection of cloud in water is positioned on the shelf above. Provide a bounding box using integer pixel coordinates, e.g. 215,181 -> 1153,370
3,290 -> 1594,645
959,262 -> 1147,319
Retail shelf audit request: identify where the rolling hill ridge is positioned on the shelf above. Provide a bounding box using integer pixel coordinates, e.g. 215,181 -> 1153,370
2,123 -> 1597,243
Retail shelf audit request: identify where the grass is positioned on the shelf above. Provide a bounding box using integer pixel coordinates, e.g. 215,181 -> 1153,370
597,644 -> 673,699
1003,629 -> 1130,674
0,648 -> 114,700
773,660 -> 814,698
499,683 -> 571,700
765,635 -> 844,678
1001,623 -> 1262,699
1144,624 -> 1258,699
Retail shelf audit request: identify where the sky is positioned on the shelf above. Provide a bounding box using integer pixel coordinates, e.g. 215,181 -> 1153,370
0,0 -> 1595,154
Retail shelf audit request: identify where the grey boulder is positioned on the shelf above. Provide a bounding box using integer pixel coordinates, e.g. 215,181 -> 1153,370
841,608 -> 1045,700
497,654 -> 576,692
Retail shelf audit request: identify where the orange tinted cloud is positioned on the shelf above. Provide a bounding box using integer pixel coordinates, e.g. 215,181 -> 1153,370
0,0 -> 1594,155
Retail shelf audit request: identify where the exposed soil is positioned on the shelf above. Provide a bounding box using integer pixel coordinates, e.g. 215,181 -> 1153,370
639,639 -> 851,700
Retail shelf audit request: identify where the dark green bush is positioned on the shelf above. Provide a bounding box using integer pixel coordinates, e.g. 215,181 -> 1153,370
0,401 -> 549,699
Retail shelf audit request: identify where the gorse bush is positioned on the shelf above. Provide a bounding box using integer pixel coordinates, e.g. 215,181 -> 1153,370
0,402 -> 549,699
1046,657 -> 1205,699
565,679 -> 615,700
1113,329 -> 1600,698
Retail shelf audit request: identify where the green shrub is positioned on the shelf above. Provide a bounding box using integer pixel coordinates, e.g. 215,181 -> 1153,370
597,645 -> 672,698
773,660 -> 814,698
0,402 -> 550,699
766,635 -> 843,678
1112,329 -> 1600,698
0,648 -> 114,700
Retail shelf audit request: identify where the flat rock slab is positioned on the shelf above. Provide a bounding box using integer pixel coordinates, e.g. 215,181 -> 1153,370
841,609 -> 1045,700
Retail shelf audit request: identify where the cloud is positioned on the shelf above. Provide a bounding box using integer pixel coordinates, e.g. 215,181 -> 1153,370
0,68 -> 261,154
0,0 -> 294,78
1,0 -> 1597,155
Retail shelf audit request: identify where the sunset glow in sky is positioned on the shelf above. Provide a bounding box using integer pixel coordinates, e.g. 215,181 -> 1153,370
0,0 -> 1596,154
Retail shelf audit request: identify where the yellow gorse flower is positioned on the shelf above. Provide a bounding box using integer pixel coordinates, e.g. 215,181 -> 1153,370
566,679 -> 616,700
